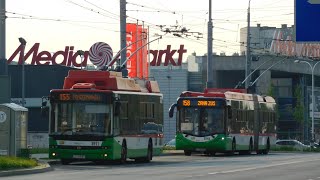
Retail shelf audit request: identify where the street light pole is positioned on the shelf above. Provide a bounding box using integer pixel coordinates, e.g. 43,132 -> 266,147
18,38 -> 26,107
206,0 -> 213,88
245,0 -> 251,89
294,60 -> 320,144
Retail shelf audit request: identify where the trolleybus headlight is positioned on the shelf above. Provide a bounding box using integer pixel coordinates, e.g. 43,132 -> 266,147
52,152 -> 56,157
104,154 -> 108,157
221,137 -> 225,140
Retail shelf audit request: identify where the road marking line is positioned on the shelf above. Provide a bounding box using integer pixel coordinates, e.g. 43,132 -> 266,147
208,158 -> 320,175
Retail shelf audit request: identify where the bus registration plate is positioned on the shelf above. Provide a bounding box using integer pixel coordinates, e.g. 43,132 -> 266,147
73,155 -> 85,159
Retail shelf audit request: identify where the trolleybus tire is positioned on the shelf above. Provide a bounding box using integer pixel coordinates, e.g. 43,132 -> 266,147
229,138 -> 236,155
227,138 -> 236,156
120,141 -> 127,164
145,141 -> 153,162
61,159 -> 71,165
248,138 -> 253,155
262,138 -> 270,155
184,150 -> 192,156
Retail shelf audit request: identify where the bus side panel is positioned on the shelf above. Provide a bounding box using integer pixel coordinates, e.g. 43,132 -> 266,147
230,134 -> 253,151
116,93 -> 163,159
114,136 -> 163,159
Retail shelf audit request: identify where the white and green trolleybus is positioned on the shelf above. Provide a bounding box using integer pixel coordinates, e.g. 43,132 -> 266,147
169,89 -> 277,156
46,70 -> 163,164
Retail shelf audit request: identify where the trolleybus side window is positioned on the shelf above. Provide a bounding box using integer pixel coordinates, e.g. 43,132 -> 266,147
204,108 -> 224,134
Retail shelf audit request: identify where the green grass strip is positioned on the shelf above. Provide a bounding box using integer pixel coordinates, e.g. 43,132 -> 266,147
0,156 -> 38,170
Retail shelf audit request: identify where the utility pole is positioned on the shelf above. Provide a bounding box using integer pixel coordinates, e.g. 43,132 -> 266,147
206,0 -> 213,88
120,0 -> 127,73
136,20 -> 139,78
148,26 -> 150,79
0,0 -> 7,75
0,0 -> 10,105
245,0 -> 251,89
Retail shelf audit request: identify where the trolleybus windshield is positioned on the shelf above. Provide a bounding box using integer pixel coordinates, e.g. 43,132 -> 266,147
53,102 -> 111,136
179,107 -> 225,136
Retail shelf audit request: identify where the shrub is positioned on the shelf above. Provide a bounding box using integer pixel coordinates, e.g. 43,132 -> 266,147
0,156 -> 38,170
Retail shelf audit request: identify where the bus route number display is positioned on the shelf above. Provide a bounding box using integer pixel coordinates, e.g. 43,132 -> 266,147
58,93 -> 103,102
182,100 -> 216,107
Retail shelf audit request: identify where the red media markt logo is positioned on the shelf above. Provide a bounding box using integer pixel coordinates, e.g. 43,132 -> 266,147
89,42 -> 113,68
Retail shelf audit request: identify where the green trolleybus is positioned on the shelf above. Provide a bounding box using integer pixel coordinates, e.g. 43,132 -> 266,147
46,70 -> 163,164
169,89 -> 277,156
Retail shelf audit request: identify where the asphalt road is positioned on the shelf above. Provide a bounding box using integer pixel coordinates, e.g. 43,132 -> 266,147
2,152 -> 320,180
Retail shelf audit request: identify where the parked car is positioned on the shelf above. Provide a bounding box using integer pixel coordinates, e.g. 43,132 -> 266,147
164,139 -> 176,148
306,142 -> 319,148
275,139 -> 310,151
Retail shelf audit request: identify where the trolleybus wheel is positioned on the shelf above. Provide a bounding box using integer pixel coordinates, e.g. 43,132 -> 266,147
248,138 -> 253,155
229,139 -> 236,155
184,150 -> 192,156
61,159 -> 71,165
262,138 -> 270,155
120,141 -> 127,164
145,140 -> 153,162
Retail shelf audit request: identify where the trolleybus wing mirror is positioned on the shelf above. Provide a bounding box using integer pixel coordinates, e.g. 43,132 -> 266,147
227,105 -> 232,119
42,101 -> 47,107
169,104 -> 177,118
114,101 -> 121,116
41,96 -> 49,117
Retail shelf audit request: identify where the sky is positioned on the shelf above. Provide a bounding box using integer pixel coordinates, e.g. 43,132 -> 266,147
4,0 -> 294,64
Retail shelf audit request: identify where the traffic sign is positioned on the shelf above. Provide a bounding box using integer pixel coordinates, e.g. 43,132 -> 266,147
295,0 -> 320,42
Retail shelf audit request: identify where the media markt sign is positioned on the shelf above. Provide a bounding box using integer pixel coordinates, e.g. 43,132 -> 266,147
295,0 -> 320,42
7,42 -> 187,68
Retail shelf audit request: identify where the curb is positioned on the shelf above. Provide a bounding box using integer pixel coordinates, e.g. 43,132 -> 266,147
0,162 -> 53,177
46,160 -> 61,165
161,150 -> 184,156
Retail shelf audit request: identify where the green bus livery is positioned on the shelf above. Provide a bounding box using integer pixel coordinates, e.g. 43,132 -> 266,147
45,70 -> 163,164
169,89 -> 277,156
